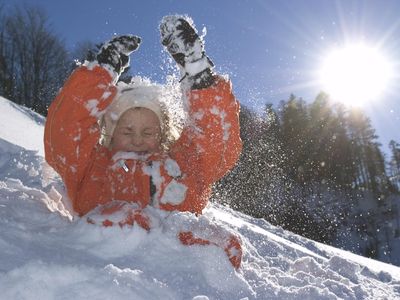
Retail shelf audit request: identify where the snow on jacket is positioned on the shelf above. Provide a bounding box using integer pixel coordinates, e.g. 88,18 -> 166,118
44,65 -> 242,216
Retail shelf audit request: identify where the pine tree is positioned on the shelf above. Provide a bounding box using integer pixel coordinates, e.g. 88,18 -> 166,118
279,95 -> 311,185
308,92 -> 338,184
347,108 -> 390,195
330,103 -> 358,189
388,140 -> 400,191
277,94 -> 341,243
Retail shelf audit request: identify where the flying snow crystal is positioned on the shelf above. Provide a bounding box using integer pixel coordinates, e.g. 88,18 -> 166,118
210,105 -> 231,141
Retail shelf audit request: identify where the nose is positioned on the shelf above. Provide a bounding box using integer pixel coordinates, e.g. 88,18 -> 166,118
131,134 -> 144,146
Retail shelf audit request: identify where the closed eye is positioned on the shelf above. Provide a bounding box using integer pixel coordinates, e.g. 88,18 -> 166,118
143,131 -> 155,136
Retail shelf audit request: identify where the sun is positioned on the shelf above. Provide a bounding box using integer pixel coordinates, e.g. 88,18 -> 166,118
319,43 -> 394,106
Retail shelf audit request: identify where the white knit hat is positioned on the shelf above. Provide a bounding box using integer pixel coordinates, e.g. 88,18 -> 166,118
100,85 -> 165,148
99,76 -> 185,150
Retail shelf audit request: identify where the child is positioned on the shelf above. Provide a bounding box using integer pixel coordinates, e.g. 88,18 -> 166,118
44,15 -> 242,268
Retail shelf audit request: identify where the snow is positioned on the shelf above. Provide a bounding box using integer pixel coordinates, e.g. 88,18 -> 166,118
0,97 -> 45,156
160,179 -> 188,205
1,96 -> 400,299
85,99 -> 102,118
164,158 -> 182,177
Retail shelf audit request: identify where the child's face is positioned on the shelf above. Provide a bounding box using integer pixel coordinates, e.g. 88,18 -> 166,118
110,107 -> 162,154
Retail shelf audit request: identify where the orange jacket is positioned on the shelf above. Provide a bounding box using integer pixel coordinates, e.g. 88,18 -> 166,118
44,65 -> 242,216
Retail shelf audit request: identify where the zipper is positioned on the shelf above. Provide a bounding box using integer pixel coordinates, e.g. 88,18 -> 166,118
118,159 -> 129,172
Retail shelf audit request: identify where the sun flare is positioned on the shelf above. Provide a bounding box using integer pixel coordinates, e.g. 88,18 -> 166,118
319,44 -> 393,106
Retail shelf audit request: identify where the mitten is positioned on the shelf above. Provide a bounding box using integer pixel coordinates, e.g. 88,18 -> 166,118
160,15 -> 215,89
96,35 -> 141,75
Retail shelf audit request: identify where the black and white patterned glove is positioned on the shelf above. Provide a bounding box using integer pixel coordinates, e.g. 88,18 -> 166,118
97,35 -> 141,75
160,15 -> 214,89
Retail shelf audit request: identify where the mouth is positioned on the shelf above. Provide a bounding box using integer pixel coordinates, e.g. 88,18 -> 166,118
134,151 -> 148,155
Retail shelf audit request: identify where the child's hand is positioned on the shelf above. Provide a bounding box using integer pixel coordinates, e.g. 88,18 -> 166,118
97,35 -> 141,75
160,16 -> 200,67
160,15 -> 214,89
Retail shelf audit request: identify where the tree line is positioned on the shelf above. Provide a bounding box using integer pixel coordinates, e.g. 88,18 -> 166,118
0,4 -> 96,115
214,93 -> 400,260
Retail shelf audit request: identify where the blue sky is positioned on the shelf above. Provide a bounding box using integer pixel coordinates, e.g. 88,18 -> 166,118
5,0 -> 400,155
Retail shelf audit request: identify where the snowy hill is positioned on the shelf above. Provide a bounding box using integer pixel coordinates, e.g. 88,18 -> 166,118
0,96 -> 400,299
0,97 -> 45,156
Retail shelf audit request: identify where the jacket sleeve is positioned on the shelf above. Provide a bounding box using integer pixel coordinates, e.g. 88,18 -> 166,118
164,76 -> 242,213
44,65 -> 116,206
183,76 -> 242,183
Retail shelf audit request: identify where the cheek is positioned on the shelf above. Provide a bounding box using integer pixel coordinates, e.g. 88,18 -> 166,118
146,138 -> 162,150
111,135 -> 130,150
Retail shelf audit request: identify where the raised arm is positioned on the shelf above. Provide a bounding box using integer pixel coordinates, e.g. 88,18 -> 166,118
160,15 -> 242,182
183,77 -> 242,184
158,16 -> 242,213
44,35 -> 141,203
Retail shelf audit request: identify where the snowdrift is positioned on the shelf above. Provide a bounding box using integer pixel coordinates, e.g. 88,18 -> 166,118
0,96 -> 399,299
